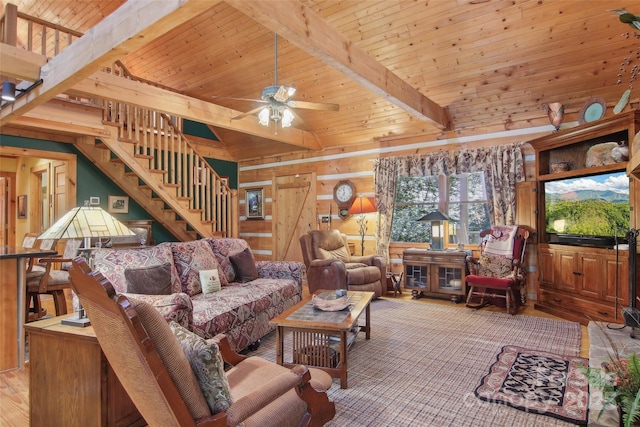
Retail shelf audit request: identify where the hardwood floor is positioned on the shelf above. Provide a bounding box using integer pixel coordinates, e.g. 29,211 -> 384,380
0,287 -> 590,427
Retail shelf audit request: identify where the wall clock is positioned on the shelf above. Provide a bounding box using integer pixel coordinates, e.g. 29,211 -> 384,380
333,180 -> 356,219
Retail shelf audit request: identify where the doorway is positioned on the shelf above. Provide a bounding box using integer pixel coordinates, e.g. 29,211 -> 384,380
273,173 -> 316,261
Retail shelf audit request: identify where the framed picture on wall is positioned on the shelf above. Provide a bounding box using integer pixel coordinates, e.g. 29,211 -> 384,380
218,176 -> 229,195
108,195 -> 129,214
245,188 -> 264,220
17,195 -> 27,219
89,196 -> 100,206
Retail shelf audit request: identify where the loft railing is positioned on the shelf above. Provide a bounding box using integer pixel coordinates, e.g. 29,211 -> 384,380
0,3 -> 82,57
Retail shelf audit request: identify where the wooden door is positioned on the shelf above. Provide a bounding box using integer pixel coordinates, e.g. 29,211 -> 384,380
0,177 -> 7,246
273,173 -> 316,261
52,161 -> 69,220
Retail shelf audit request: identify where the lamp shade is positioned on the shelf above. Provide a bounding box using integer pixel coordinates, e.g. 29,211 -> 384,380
38,206 -> 135,241
349,196 -> 376,215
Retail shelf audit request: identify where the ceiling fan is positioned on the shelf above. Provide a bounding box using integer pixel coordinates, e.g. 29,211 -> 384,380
214,33 -> 339,133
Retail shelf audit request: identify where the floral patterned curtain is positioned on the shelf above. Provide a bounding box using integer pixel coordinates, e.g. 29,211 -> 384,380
373,143 -> 525,259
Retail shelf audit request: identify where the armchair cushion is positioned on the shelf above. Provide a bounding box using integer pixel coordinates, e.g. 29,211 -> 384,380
477,254 -> 514,278
125,262 -> 173,295
169,321 -> 233,414
318,246 -> 350,262
229,248 -> 259,283
129,299 -> 211,420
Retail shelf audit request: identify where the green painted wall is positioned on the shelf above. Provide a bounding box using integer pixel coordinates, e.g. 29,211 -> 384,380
1,134 -> 179,242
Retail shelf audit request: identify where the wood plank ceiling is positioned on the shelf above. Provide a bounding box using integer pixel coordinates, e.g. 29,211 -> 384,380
3,0 -> 638,161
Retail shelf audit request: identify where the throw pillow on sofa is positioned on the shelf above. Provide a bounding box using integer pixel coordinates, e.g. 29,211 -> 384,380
229,248 -> 259,283
169,321 -> 233,414
125,263 -> 173,295
170,240 -> 223,296
199,269 -> 222,294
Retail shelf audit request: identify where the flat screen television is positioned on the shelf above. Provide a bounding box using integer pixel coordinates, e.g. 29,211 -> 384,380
544,170 -> 630,247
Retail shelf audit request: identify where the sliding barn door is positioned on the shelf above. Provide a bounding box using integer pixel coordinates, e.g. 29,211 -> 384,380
274,173 -> 316,261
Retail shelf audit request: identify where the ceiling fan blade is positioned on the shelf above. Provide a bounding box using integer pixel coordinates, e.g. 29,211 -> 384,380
232,106 -> 266,120
287,107 -> 304,124
212,95 -> 268,104
286,100 -> 340,111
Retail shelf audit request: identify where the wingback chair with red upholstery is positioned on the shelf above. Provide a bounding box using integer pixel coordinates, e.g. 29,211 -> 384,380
300,229 -> 386,298
465,225 -> 530,315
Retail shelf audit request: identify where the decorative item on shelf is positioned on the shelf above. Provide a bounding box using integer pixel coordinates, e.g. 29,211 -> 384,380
586,142 -> 624,167
612,141 -> 630,162
38,206 -> 136,327
550,161 -> 571,173
578,97 -> 607,124
418,210 -> 451,251
348,195 -> 376,256
541,102 -> 564,131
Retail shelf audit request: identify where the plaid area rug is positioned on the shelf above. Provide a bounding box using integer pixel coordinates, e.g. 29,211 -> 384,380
250,298 -> 583,426
475,345 -> 589,425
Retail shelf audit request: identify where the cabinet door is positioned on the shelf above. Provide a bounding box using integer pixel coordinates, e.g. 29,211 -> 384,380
556,251 -> 577,292
538,249 -> 555,286
603,255 -> 629,306
577,254 -> 603,299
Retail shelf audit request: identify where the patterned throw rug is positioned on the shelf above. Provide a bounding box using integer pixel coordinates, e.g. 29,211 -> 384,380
249,298 -> 583,426
475,345 -> 589,425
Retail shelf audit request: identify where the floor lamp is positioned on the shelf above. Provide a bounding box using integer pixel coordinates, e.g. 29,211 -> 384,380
37,206 -> 135,327
349,196 -> 377,256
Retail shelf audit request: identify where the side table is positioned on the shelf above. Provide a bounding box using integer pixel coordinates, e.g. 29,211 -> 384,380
25,315 -> 145,427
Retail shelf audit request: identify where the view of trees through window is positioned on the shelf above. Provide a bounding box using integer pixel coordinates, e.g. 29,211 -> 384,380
390,173 -> 491,245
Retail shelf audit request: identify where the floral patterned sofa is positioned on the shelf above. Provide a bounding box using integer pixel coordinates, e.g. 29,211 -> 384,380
92,238 -> 304,351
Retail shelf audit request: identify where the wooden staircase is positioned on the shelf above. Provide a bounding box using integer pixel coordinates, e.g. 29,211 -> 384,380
1,6 -> 237,241
74,97 -> 237,241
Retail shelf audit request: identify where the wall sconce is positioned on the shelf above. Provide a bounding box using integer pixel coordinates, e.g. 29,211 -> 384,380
2,82 -> 16,102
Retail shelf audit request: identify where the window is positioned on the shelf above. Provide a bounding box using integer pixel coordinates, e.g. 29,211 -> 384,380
390,172 -> 491,245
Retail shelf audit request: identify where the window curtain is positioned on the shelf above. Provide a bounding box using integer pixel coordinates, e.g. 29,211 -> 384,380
373,143 -> 525,259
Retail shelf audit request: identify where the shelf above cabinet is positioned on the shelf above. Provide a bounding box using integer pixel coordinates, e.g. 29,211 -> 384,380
538,162 -> 628,182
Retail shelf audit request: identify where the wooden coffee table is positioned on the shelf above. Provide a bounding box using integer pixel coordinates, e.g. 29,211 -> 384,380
270,289 -> 374,389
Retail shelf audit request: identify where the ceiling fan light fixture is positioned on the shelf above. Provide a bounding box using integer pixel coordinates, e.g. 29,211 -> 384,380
258,107 -> 270,126
282,108 -> 294,128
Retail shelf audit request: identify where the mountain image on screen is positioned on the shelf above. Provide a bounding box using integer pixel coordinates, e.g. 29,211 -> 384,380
545,170 -> 630,242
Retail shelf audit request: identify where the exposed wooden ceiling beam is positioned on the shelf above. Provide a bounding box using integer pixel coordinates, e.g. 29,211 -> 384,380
0,0 -> 218,127
0,44 -> 47,81
69,72 -> 322,150
225,0 -> 450,130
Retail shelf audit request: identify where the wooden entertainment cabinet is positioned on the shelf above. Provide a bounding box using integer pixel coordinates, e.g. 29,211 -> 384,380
530,110 -> 640,324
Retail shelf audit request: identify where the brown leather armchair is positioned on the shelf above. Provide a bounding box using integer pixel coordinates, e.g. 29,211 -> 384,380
300,230 -> 386,298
